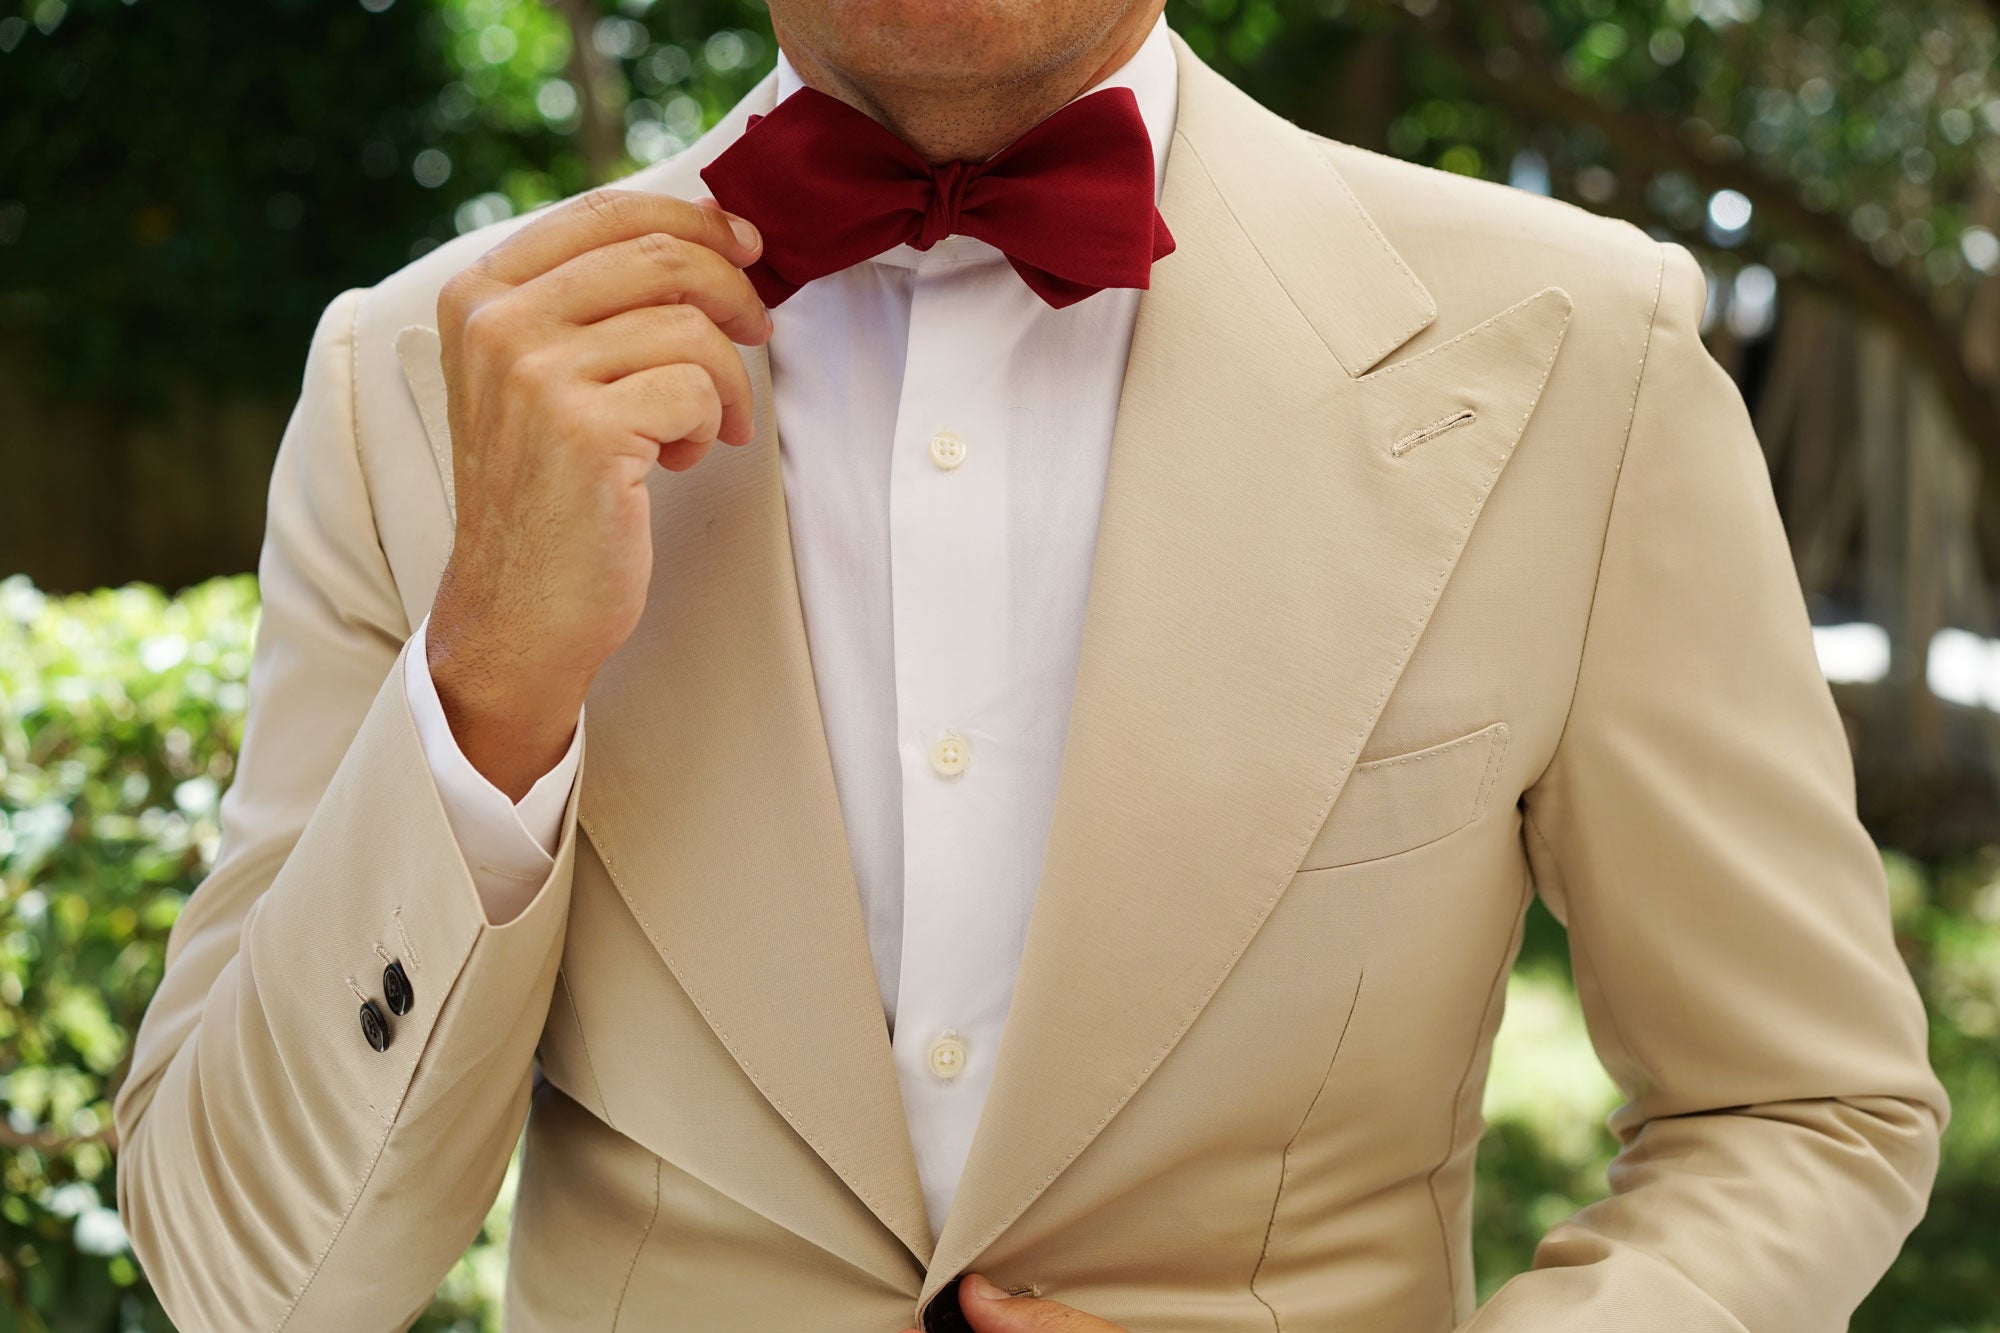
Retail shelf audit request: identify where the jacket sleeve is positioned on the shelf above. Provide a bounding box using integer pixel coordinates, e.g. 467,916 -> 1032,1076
1465,242 -> 1949,1332
112,286 -> 586,1332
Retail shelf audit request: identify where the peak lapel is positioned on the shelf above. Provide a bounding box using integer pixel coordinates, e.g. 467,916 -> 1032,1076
923,39 -> 1572,1293
395,72 -> 937,1272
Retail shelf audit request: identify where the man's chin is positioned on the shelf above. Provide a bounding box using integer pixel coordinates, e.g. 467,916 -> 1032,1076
770,0 -> 1132,93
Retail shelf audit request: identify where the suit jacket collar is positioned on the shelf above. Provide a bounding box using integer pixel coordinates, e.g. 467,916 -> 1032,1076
397,28 -> 1572,1299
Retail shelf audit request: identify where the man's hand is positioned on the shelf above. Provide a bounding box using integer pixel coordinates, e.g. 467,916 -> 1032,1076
898,1273 -> 1130,1333
426,188 -> 772,799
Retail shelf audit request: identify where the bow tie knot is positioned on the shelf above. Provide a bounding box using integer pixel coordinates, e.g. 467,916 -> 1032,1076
915,159 -> 974,251
701,84 -> 1175,309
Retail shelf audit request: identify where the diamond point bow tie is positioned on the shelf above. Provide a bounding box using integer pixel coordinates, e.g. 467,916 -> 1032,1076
698,84 -> 1176,310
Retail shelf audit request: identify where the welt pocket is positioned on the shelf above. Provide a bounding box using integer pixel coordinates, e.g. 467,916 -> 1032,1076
1295,721 -> 1510,872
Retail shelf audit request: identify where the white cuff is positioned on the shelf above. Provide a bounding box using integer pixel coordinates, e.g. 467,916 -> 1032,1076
404,613 -> 583,925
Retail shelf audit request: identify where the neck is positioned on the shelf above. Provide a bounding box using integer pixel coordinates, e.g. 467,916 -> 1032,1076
773,6 -> 1163,165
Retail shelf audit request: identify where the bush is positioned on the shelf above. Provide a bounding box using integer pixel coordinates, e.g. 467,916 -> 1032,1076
2,576 -> 1995,1330
2,576 -> 255,1330
0,576 -> 512,1332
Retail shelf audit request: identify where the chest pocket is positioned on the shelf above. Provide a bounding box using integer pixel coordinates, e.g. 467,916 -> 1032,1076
1297,721 -> 1510,871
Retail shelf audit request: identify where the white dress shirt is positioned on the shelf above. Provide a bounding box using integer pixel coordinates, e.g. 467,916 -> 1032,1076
406,15 -> 1177,1239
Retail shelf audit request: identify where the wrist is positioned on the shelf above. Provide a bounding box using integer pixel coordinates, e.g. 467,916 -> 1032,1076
426,611 -> 589,802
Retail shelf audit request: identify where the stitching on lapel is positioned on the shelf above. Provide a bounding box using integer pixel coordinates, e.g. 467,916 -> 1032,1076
1473,722 -> 1510,818
394,324 -> 455,524
1392,408 -> 1477,457
1362,285 -> 1572,384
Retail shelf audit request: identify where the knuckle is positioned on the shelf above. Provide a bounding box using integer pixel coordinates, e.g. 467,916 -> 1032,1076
437,270 -> 479,326
574,187 -> 635,229
658,301 -> 708,341
459,298 -> 519,353
663,365 -> 720,426
504,343 -> 559,390
690,362 -> 724,403
684,211 -> 731,257
634,228 -> 687,268
663,360 -> 712,401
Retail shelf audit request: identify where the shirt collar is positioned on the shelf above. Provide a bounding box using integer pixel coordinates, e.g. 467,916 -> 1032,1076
769,14 -> 1177,271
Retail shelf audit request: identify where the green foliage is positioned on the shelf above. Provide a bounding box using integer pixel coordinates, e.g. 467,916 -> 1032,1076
1166,0 -> 2000,298
1864,850 -> 2000,1328
0,575 -> 255,1330
0,0 -> 450,399
0,0 -> 774,403
3,577 -> 1995,1328
415,0 -> 774,243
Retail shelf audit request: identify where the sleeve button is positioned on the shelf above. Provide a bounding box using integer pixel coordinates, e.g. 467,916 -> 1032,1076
359,999 -> 392,1052
383,960 -> 413,1015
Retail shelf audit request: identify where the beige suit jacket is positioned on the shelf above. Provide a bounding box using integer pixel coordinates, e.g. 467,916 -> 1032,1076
114,32 -> 1948,1333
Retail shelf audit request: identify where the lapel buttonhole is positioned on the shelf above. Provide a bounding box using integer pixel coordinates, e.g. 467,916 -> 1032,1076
1391,407 -> 1477,458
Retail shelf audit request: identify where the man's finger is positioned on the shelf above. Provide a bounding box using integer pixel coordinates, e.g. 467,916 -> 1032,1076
474,188 -> 763,286
516,230 -> 771,344
956,1273 -> 1126,1332
597,361 -> 727,467
559,306 -> 756,445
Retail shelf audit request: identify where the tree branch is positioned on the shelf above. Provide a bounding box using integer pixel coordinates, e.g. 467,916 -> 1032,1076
545,0 -> 624,184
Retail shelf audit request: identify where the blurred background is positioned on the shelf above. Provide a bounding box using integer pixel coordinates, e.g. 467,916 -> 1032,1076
2,0 -> 1998,1328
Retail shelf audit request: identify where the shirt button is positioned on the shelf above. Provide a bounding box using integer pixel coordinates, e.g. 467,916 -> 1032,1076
929,730 -> 971,777
927,1031 -> 968,1081
928,431 -> 967,471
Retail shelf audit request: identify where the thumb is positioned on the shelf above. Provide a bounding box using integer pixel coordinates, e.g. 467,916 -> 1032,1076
957,1273 -> 1110,1331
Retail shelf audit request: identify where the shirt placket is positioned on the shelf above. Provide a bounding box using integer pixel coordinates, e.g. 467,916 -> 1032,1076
886,251 -> 1023,1238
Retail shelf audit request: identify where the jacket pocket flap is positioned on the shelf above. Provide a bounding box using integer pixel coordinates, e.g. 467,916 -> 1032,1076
1297,722 -> 1510,871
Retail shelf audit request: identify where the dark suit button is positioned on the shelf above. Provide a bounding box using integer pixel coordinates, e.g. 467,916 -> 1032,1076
383,960 -> 413,1015
359,999 -> 391,1052
922,1276 -> 974,1333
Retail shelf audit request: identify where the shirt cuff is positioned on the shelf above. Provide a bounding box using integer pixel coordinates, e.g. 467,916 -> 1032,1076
404,612 -> 584,925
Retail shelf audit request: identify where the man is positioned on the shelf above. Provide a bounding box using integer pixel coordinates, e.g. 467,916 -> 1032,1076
113,0 -> 1948,1328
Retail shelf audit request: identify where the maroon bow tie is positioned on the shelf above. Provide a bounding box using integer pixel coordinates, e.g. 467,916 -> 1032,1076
699,84 -> 1175,310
